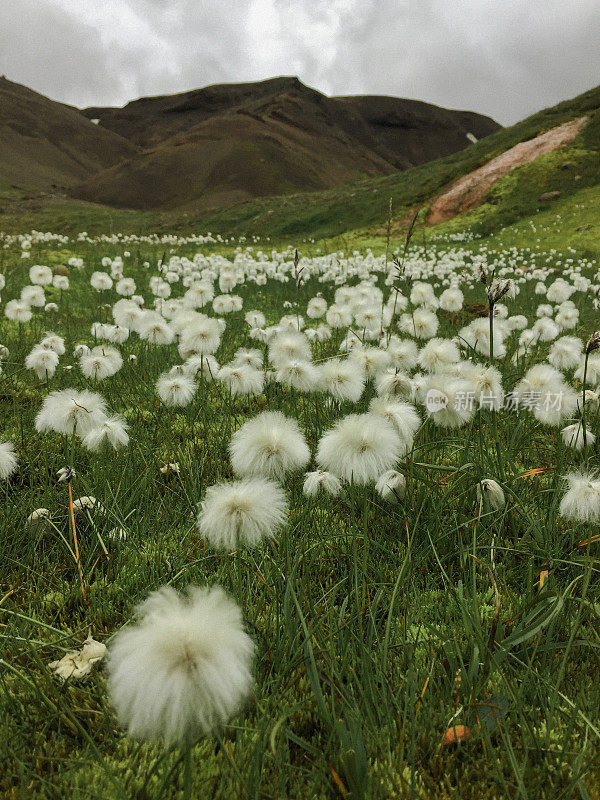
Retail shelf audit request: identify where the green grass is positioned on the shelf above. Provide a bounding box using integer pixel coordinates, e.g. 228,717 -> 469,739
1,235 -> 600,798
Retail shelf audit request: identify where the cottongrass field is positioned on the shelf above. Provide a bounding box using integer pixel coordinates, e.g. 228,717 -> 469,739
2,230 -> 600,799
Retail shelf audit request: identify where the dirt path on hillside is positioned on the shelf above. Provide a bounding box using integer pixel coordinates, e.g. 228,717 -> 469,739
426,116 -> 589,224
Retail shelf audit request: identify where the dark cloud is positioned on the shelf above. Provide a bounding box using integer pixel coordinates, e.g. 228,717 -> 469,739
1,0 -> 598,123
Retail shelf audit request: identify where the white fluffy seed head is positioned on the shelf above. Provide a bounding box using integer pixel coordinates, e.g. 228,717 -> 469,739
107,585 -> 254,745
368,397 -> 421,453
156,373 -> 196,407
82,416 -> 130,451
0,441 -> 18,480
198,478 -> 288,549
319,358 -> 365,403
35,389 -> 107,436
229,412 -> 310,480
303,470 -> 342,497
561,424 -> 595,451
375,470 -> 406,501
559,472 -> 600,524
316,413 -> 402,484
477,479 -> 505,511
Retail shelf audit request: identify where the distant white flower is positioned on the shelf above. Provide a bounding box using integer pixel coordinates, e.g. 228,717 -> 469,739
156,372 -> 196,407
275,359 -> 319,392
245,310 -> 266,328
368,397 -> 421,452
80,346 -> 123,381
477,479 -> 505,511
229,411 -> 310,480
107,585 -> 254,744
138,315 -> 174,346
317,413 -> 402,484
0,441 -> 18,479
231,348 -> 263,370
560,472 -> 600,524
319,358 -> 365,403
160,462 -> 180,476
5,299 -> 32,322
307,296 -> 327,319
198,478 -> 288,549
36,389 -> 107,436
269,332 -> 311,367
418,338 -> 460,372
375,368 -> 413,399
73,496 -> 105,514
116,277 -> 136,296
423,376 -> 476,428
561,423 -> 595,451
178,317 -> 221,357
25,508 -> 51,528
90,271 -> 113,291
184,354 -> 219,381
439,287 -> 464,312
375,470 -> 406,501
303,470 -> 342,497
349,346 -> 391,378
29,265 -> 53,285
548,337 -> 583,371
386,337 -> 419,372
25,344 -> 59,379
398,308 -> 439,340
218,364 -> 264,396
82,416 -> 130,451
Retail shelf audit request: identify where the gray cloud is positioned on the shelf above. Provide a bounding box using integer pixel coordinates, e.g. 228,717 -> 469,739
1,0 -> 599,123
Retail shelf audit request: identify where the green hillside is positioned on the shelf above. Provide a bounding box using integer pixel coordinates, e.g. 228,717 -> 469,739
1,84 -> 599,251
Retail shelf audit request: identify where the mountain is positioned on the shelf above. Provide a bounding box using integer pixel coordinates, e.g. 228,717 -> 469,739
183,83 -> 600,241
71,76 -> 500,212
0,77 -> 137,192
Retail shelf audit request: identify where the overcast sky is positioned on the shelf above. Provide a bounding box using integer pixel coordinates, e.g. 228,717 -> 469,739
1,0 -> 599,125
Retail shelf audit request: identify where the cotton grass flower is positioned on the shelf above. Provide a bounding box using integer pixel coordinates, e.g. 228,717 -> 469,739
375,470 -> 406,501
422,376 -> 476,428
107,585 -> 254,744
156,372 -> 196,407
80,346 -> 123,381
198,478 -> 288,549
559,472 -> 600,524
548,337 -> 583,371
0,441 -> 18,479
275,360 -> 319,392
316,413 -> 402,484
82,416 -> 130,451
561,423 -> 595,451
268,332 -> 311,367
36,389 -> 107,436
303,470 -> 342,497
476,479 -> 505,511
319,358 -> 365,403
5,299 -> 32,323
375,368 -> 413,399
417,338 -> 460,372
25,345 -> 59,379
218,364 -> 264,396
398,309 -> 439,340
368,398 -> 421,452
29,265 -> 53,285
229,411 -> 309,480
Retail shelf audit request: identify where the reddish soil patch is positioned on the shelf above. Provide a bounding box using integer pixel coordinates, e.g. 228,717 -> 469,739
426,116 -> 589,224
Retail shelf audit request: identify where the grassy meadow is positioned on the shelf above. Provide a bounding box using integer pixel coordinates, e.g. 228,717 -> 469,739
1,222 -> 600,800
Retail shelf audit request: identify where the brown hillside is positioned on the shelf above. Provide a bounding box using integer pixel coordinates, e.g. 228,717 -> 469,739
0,77 -> 137,192
73,77 -> 500,211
